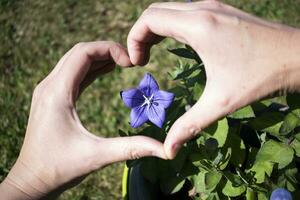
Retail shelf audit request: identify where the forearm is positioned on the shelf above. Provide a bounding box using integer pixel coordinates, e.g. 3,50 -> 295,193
250,26 -> 300,102
283,28 -> 300,92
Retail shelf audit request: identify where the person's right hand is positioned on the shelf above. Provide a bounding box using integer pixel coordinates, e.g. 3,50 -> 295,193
127,0 -> 300,159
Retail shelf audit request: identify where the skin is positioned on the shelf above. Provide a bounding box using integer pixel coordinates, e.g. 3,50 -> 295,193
0,41 -> 166,199
126,0 -> 300,159
1,0 -> 300,199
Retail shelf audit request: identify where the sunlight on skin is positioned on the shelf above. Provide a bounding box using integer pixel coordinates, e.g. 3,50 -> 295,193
126,1 -> 300,159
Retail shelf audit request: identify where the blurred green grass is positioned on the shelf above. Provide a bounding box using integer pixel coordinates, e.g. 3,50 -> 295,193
0,0 -> 300,199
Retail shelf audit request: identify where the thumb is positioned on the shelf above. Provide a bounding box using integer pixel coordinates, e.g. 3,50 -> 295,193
127,8 -> 190,66
97,136 -> 167,167
164,93 -> 227,159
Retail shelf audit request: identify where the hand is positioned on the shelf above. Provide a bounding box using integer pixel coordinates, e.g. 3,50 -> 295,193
127,1 -> 300,159
0,41 -> 166,200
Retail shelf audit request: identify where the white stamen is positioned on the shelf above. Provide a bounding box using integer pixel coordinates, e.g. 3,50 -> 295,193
140,94 -> 154,108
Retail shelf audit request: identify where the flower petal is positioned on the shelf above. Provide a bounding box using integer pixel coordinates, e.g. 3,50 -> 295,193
120,88 -> 144,108
147,104 -> 166,128
130,106 -> 148,128
138,73 -> 159,96
153,90 -> 175,109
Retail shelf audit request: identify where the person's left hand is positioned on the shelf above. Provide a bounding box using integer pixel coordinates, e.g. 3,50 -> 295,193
1,41 -> 166,199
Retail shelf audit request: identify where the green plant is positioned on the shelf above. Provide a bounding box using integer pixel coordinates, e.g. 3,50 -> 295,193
121,46 -> 300,199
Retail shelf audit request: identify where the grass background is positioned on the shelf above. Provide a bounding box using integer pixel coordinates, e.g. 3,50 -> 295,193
1,0 -> 300,199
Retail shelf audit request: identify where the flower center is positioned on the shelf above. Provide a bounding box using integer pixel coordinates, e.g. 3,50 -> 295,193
141,94 -> 154,108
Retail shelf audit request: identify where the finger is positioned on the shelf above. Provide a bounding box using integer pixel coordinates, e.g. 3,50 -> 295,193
127,8 -> 190,66
151,1 -> 280,29
164,92 -> 225,159
47,47 -> 75,78
56,41 -> 131,91
148,1 -> 257,24
96,136 -> 167,167
148,1 -> 205,10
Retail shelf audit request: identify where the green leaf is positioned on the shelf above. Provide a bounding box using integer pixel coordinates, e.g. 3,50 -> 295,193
211,151 -> 223,167
168,48 -> 197,60
118,129 -> 127,137
250,160 -> 274,183
222,176 -> 246,197
204,118 -> 229,147
250,140 -> 294,183
205,138 -> 219,151
160,176 -> 186,195
193,82 -> 205,101
287,93 -> 300,110
224,127 -> 246,167
169,86 -> 187,98
256,140 -> 294,169
223,172 -> 244,186
180,162 -> 199,177
193,171 -> 207,193
286,93 -> 300,118
174,64 -> 202,80
246,188 -> 256,200
185,44 -> 203,63
251,99 -> 273,113
229,105 -> 255,119
206,192 -> 221,200
277,167 -> 298,192
280,112 -> 300,135
291,133 -> 300,157
249,112 -> 285,137
189,151 -> 207,167
257,192 -> 268,200
295,133 -> 300,140
219,147 -> 232,170
205,171 -> 222,191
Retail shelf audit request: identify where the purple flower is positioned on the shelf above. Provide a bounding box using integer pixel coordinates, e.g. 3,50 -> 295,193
120,73 -> 175,128
270,188 -> 292,200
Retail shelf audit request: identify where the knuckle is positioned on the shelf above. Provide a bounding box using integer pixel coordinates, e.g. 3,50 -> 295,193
73,42 -> 86,49
213,94 -> 236,115
172,119 -> 201,139
197,10 -> 217,26
207,0 -> 223,8
32,82 -> 44,100
109,43 -> 122,63
123,136 -> 149,160
73,42 -> 88,55
148,2 -> 161,9
191,10 -> 219,45
32,80 -> 67,107
141,7 -> 155,20
124,145 -> 141,160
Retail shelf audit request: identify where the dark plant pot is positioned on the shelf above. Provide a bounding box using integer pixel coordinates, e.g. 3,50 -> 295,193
122,164 -> 192,200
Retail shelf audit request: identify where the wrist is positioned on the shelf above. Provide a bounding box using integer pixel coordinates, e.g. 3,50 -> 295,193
232,26 -> 300,110
0,179 -> 32,200
257,27 -> 300,98
282,28 -> 300,92
1,159 -> 58,200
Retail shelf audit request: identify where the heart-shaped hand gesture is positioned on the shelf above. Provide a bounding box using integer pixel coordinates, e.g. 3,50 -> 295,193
127,0 -> 300,159
0,41 -> 166,199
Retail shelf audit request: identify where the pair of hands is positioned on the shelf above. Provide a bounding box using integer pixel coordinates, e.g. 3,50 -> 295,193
2,1 -> 300,199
